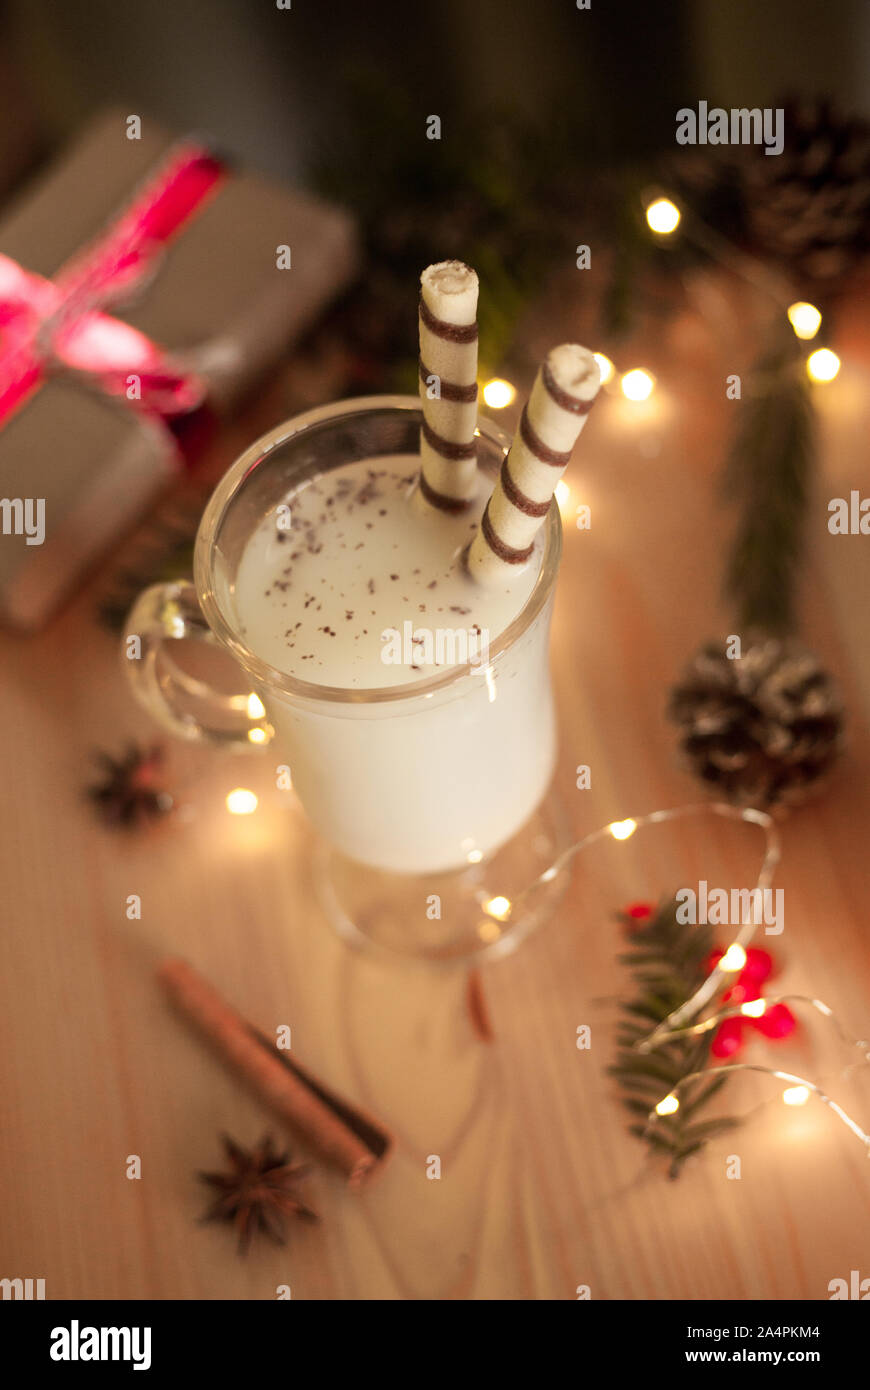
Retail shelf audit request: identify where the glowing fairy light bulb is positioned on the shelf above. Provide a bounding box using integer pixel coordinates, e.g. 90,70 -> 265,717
806,348 -> 841,382
782,1085 -> 810,1107
593,352 -> 615,385
656,1093 -> 680,1116
620,368 -> 655,402
786,301 -> 822,340
165,601 -> 185,639
645,197 -> 681,234
226,788 -> 258,815
482,378 -> 516,409
719,943 -> 747,973
247,692 -> 266,719
247,728 -> 267,745
741,999 -> 766,1018
484,895 -> 512,921
608,818 -> 637,841
555,479 -> 571,514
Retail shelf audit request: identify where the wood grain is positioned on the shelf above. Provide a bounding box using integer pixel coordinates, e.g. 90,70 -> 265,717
1,273 -> 869,1301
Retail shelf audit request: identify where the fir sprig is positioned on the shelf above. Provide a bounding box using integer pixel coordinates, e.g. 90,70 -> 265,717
312,72 -> 608,377
97,508 -> 199,632
720,327 -> 815,637
610,899 -> 739,1178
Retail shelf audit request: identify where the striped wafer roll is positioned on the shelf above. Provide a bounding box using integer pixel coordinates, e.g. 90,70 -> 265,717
467,344 -> 600,585
417,260 -> 479,511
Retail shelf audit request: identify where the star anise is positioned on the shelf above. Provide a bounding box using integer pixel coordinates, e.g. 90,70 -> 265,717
86,742 -> 173,828
198,1134 -> 319,1253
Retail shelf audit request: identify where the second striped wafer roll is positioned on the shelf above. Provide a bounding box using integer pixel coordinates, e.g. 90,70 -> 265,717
417,260 -> 479,511
467,345 -> 600,585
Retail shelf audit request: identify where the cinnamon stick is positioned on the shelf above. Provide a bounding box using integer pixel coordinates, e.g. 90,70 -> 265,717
157,956 -> 392,1187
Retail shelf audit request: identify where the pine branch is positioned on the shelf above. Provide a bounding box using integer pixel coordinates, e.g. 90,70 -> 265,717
97,510 -> 199,632
720,326 -> 815,636
609,899 -> 740,1178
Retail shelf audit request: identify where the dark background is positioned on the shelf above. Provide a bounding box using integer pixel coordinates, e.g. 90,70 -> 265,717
0,0 -> 867,196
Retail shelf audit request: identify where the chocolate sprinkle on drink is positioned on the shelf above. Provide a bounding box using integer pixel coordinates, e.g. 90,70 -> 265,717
232,454 -> 543,691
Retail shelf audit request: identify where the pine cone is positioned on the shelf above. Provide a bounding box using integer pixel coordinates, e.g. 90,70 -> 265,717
668,636 -> 844,811
662,99 -> 870,298
742,99 -> 870,293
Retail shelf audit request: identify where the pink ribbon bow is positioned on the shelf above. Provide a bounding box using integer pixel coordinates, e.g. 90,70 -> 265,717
0,143 -> 225,434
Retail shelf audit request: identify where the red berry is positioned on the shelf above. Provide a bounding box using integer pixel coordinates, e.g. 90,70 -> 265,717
711,1017 -> 744,1058
625,902 -> 654,922
754,1003 -> 796,1039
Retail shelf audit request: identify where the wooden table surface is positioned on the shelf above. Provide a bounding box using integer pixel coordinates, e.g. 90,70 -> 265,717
3,269 -> 870,1301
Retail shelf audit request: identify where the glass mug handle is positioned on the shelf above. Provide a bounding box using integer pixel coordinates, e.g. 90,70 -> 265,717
121,581 -> 272,748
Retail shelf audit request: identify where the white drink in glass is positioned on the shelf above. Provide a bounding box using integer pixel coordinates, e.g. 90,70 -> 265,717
125,398 -> 569,958
231,454 -> 555,874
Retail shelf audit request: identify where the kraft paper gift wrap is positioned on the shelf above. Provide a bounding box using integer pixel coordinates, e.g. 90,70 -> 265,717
0,108 -> 358,630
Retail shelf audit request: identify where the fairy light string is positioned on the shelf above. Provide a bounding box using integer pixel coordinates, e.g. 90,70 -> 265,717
640,191 -> 841,388
645,1064 -> 870,1156
481,799 -> 870,1157
490,801 -> 780,1042
640,997 -> 870,1155
637,993 -> 870,1061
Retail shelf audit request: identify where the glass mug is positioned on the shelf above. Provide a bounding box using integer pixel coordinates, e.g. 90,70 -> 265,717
123,396 -> 572,961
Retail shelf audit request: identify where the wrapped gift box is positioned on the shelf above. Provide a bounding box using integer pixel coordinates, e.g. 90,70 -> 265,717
0,108 -> 358,629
